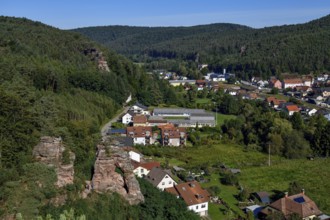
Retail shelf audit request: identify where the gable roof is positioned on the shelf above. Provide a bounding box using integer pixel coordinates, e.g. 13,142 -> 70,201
255,191 -> 270,204
127,126 -> 152,137
132,161 -> 160,170
145,167 -> 175,186
269,193 -> 322,218
133,102 -> 147,110
283,78 -> 303,84
133,115 -> 147,124
286,105 -> 300,112
166,181 -> 210,206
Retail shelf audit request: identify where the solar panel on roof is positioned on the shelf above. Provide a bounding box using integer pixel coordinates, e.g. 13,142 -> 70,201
293,196 -> 305,203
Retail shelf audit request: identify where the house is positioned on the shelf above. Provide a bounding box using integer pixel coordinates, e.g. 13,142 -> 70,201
283,78 -> 304,89
107,128 -> 127,136
266,97 -> 286,109
295,86 -> 312,97
132,161 -> 160,178
269,79 -> 282,89
145,167 -> 177,191
160,125 -> 187,146
169,80 -> 196,87
130,102 -> 150,115
325,113 -> 330,122
133,115 -> 148,126
260,191 -> 323,220
244,205 -> 263,218
126,126 -> 155,145
242,92 -> 258,100
285,105 -> 300,116
147,116 -> 168,126
153,108 -> 215,127
307,108 -> 318,116
196,80 -> 206,91
122,112 -> 134,124
129,150 -> 141,162
314,87 -> 330,98
253,191 -> 270,204
166,181 -> 210,216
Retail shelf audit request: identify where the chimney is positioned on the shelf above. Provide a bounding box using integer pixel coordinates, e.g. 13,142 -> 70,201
284,192 -> 288,198
223,68 -> 226,74
302,189 -> 305,195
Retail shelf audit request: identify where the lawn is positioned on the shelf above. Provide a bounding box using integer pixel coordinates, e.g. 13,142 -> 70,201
239,158 -> 330,213
196,98 -> 212,104
216,113 -> 236,126
147,142 -> 330,215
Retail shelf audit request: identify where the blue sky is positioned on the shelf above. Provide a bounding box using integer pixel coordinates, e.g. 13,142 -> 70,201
1,0 -> 330,29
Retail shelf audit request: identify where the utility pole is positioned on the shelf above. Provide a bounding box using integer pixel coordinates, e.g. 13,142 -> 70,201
214,102 -> 217,127
268,143 -> 271,166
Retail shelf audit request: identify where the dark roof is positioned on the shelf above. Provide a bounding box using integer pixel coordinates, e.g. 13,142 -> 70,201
134,102 -> 147,110
255,191 -> 270,204
107,129 -> 127,135
145,167 -> 174,186
111,137 -> 133,147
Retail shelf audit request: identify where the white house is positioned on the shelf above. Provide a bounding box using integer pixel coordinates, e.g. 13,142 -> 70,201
122,112 -> 133,124
145,167 -> 177,191
133,161 -> 160,178
166,181 -> 210,216
129,150 -> 141,162
126,126 -> 155,145
307,108 -> 318,116
130,102 -> 150,115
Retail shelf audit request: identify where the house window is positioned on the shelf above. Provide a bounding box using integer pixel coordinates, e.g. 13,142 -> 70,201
169,181 -> 172,184
162,182 -> 165,185
196,205 -> 198,209
140,169 -> 144,173
165,176 -> 168,178
201,204 -> 206,208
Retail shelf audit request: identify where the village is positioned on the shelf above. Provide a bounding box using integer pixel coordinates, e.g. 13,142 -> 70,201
102,95 -> 330,219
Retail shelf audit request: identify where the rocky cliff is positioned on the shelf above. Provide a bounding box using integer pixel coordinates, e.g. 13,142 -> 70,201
33,136 -> 75,187
90,142 -> 144,205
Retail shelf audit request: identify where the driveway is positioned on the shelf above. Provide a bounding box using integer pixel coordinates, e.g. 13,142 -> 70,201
101,106 -> 130,138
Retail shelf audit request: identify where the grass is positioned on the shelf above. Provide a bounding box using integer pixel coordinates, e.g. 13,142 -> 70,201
201,173 -> 244,219
239,158 -> 330,213
216,113 -> 236,126
196,98 -> 212,104
147,141 -> 330,215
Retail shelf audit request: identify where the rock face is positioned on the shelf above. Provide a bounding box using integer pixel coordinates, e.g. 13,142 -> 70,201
33,136 -> 75,187
91,143 -> 144,205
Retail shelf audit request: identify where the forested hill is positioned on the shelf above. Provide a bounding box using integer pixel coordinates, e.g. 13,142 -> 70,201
0,16 -> 183,219
73,15 -> 330,77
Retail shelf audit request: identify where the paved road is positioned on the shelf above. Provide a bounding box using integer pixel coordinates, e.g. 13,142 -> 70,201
101,106 -> 130,138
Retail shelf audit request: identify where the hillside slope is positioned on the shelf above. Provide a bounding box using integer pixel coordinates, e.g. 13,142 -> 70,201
0,16 -> 185,219
73,15 -> 330,76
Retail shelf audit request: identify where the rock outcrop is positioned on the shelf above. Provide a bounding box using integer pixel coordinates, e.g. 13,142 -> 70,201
90,143 -> 144,205
33,136 -> 75,188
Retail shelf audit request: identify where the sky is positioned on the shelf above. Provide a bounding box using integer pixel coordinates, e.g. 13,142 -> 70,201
1,0 -> 330,29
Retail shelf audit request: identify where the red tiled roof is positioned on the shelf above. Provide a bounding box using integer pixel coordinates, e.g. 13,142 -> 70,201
166,181 -> 210,206
133,115 -> 147,124
266,97 -> 277,103
286,105 -> 300,112
283,78 -> 303,84
127,126 -> 152,137
161,127 -> 186,139
133,161 -> 160,170
140,162 -> 160,170
269,193 -> 322,218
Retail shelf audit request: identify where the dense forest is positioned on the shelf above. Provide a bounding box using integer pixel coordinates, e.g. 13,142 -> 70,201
73,14 -> 330,78
0,16 -> 185,219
